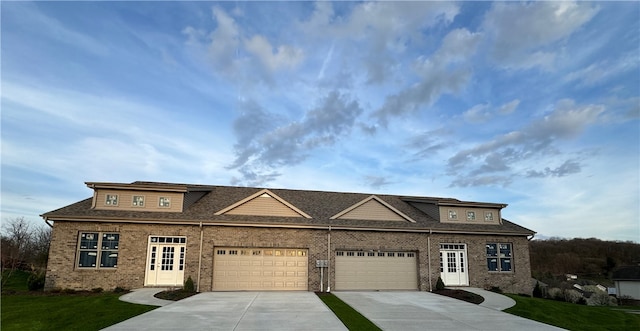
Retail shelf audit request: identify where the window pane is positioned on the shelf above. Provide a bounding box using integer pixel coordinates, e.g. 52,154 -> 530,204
78,251 -> 97,267
501,258 -> 512,272
102,233 -> 119,250
487,258 -> 498,271
499,244 -> 512,257
80,233 -> 99,249
100,251 -> 118,268
486,243 -> 497,257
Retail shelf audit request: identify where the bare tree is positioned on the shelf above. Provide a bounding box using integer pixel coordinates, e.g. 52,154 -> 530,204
1,217 -> 51,287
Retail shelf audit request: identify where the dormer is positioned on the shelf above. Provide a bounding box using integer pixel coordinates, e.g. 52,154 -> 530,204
402,197 -> 506,225
86,182 -> 207,213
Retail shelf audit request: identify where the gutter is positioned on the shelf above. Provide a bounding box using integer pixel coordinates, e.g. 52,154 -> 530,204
42,216 -> 534,236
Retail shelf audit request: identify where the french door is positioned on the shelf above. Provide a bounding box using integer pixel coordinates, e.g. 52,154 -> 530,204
439,244 -> 469,286
145,236 -> 186,286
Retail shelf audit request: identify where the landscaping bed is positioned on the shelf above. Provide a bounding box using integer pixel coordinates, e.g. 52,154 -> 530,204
433,288 -> 485,304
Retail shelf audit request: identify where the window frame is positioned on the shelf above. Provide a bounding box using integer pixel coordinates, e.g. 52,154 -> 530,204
159,197 -> 171,208
466,210 -> 476,221
485,211 -> 494,221
486,242 -> 512,272
77,232 -> 119,269
132,195 -> 145,207
105,194 -> 119,206
448,209 -> 457,220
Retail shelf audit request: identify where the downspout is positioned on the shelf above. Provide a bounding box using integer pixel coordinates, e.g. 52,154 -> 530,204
327,225 -> 331,292
527,234 -> 535,241
43,216 -> 53,228
427,229 -> 432,292
197,222 -> 204,292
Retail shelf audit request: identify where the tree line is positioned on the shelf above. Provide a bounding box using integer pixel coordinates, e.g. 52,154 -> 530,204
530,237 -> 640,285
1,217 -> 51,287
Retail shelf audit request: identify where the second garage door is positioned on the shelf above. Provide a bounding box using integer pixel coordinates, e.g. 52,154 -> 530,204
335,250 -> 418,290
213,247 -> 308,291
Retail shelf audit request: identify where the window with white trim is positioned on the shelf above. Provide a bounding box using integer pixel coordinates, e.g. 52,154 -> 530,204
77,232 -> 119,268
485,212 -> 494,221
159,197 -> 170,207
448,210 -> 457,220
105,194 -> 118,206
466,211 -> 476,221
133,195 -> 145,207
486,243 -> 512,272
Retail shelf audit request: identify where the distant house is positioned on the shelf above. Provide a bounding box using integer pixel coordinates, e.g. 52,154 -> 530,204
41,181 -> 536,294
612,265 -> 640,300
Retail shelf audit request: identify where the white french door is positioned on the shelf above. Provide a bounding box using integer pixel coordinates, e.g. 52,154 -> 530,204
145,236 -> 186,286
439,244 -> 469,286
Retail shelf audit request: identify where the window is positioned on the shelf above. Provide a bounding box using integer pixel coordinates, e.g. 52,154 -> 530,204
466,211 -> 476,221
486,243 -> 512,272
485,212 -> 494,221
448,210 -> 457,220
159,197 -> 170,207
105,194 -> 118,206
133,196 -> 145,207
78,232 -> 119,269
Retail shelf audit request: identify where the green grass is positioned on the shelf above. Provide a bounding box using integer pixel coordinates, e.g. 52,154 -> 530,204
1,269 -> 31,291
505,294 -> 640,331
1,270 -> 157,331
316,292 -> 382,331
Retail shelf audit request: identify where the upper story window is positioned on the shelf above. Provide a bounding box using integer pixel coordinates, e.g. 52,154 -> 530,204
448,210 -> 457,220
159,197 -> 170,208
485,212 -> 494,221
105,194 -> 118,206
132,196 -> 145,207
78,232 -> 119,269
466,211 -> 476,221
486,243 -> 512,272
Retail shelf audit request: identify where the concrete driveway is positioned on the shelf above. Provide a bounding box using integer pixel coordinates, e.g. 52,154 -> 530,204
103,292 -> 347,331
333,291 -> 564,331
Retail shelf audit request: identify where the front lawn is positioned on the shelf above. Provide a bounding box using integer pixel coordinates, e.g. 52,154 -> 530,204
505,294 -> 640,331
1,270 -> 156,331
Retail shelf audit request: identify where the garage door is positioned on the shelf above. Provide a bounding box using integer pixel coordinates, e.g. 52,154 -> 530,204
335,251 -> 418,290
213,247 -> 308,291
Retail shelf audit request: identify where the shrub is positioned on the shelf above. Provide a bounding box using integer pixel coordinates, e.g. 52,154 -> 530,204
564,289 -> 583,304
533,281 -> 543,298
91,287 -> 104,293
27,272 -> 45,291
587,292 -> 617,306
435,277 -> 445,291
548,288 -> 564,301
113,286 -> 127,293
489,286 -> 503,294
184,276 -> 195,292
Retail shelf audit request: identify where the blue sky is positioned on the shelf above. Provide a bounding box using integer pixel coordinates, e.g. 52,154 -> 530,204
1,1 -> 638,242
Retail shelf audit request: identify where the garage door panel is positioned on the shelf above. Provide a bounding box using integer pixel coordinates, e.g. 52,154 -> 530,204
213,247 -> 308,291
335,250 -> 417,290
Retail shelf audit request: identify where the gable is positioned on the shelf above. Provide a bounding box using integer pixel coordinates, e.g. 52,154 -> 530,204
331,195 -> 415,222
214,189 -> 311,218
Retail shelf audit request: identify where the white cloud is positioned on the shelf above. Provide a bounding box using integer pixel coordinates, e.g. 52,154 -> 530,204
498,99 -> 520,115
483,1 -> 598,70
564,52 -> 640,87
244,35 -> 304,72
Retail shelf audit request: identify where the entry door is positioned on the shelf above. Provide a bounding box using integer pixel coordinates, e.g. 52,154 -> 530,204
145,236 -> 186,286
439,244 -> 468,286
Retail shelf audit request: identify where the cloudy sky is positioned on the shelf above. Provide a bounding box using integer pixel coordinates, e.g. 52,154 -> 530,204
2,1 -> 638,242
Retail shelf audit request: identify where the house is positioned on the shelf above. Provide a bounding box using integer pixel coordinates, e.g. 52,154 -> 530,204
612,265 -> 640,300
41,181 -> 535,294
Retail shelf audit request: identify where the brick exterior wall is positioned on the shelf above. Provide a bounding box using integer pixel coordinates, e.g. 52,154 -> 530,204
45,221 -> 532,294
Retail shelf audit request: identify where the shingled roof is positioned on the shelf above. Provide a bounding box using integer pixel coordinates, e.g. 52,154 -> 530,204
41,182 -> 535,236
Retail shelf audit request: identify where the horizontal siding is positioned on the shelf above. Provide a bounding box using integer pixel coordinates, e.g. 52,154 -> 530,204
94,190 -> 184,213
225,196 -> 302,217
439,206 -> 501,224
339,199 -> 405,221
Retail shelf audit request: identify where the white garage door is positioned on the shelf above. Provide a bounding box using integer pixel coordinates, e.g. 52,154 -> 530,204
213,247 -> 308,291
335,251 -> 418,290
